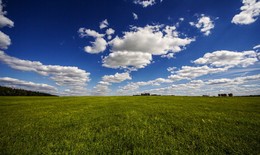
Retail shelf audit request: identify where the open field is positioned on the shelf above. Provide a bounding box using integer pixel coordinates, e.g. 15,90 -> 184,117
0,96 -> 259,154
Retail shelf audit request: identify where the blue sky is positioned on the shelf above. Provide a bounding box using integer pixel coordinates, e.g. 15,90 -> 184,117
0,0 -> 259,96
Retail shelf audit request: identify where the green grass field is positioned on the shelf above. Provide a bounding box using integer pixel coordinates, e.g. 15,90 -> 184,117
0,96 -> 259,154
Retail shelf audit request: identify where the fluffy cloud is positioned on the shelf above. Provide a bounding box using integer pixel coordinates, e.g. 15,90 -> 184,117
0,51 -> 90,94
232,0 -> 260,25
102,51 -> 152,69
133,0 -> 162,8
190,14 -> 214,36
0,0 -> 13,50
104,24 -> 193,70
92,72 -> 132,96
168,65 -> 229,81
84,37 -> 107,54
0,77 -> 58,94
110,25 -> 194,55
0,31 -> 10,49
92,83 -> 110,96
78,28 -> 104,38
106,28 -> 115,40
118,77 -> 172,93
0,0 -> 14,28
80,23 -> 193,70
193,50 -> 258,67
133,12 -> 138,20
100,19 -> 109,29
102,72 -> 132,83
78,28 -> 107,54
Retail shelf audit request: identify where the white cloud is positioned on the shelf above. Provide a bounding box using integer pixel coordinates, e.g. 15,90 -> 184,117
109,25 -> 194,55
0,31 -> 11,49
0,0 -> 14,28
80,23 -> 193,70
190,14 -> 214,36
168,65 -> 229,81
232,0 -> 260,25
207,74 -> 260,85
84,37 -> 107,54
0,1 -> 13,50
179,18 -> 184,21
102,72 -> 132,83
106,28 -> 115,40
100,19 -> 109,29
142,74 -> 260,96
78,28 -> 107,54
102,51 -> 152,69
161,53 -> 174,59
133,0 -> 163,8
92,83 -> 110,96
167,67 -> 177,74
0,51 -> 91,94
193,50 -> 258,67
118,77 -> 172,93
78,28 -> 104,38
133,12 -> 138,20
0,77 -> 58,94
253,44 -> 260,49
92,72 -> 132,95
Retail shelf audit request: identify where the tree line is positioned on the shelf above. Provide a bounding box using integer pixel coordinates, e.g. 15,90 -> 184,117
0,86 -> 56,96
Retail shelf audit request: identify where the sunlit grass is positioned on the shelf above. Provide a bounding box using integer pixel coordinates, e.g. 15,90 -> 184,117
0,96 -> 259,154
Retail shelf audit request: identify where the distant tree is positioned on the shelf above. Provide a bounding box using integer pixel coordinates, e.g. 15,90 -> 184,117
0,86 -> 56,96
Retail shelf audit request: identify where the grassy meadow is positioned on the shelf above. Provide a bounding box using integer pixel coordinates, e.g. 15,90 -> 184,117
0,96 -> 259,154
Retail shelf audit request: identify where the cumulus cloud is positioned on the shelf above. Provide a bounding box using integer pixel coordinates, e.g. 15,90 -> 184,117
133,12 -> 138,20
0,0 -> 14,28
0,77 -> 58,94
110,25 -> 194,55
118,77 -> 172,93
80,22 -> 194,70
232,0 -> 260,25
78,28 -> 104,38
104,24 -> 193,70
92,72 -> 132,95
168,65 -> 229,81
193,50 -> 258,67
102,72 -> 132,83
0,31 -> 10,49
133,0 -> 162,8
106,28 -> 115,40
0,0 -> 13,50
84,37 -> 107,54
92,83 -> 110,96
102,51 -> 152,69
0,51 -> 90,94
190,14 -> 214,36
118,48 -> 259,95
100,19 -> 109,29
78,27 -> 107,54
